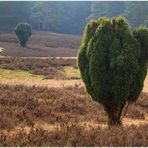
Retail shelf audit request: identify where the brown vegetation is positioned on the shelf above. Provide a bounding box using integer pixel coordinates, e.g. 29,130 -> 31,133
0,57 -> 77,79
0,31 -> 81,57
0,56 -> 148,146
0,84 -> 148,146
1,123 -> 148,146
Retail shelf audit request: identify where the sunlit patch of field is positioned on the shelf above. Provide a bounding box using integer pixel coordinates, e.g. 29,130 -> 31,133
62,66 -> 80,79
0,79 -> 83,88
0,68 -> 44,81
2,116 -> 148,139
0,66 -> 82,88
0,57 -> 82,87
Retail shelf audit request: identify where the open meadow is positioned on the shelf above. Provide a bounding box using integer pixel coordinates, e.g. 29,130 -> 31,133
0,32 -> 148,146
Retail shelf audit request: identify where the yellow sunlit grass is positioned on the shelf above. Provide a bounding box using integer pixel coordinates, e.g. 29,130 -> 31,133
62,66 -> 80,79
0,68 -> 44,81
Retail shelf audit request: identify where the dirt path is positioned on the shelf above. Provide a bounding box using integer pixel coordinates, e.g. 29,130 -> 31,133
0,79 -> 83,88
0,74 -> 147,93
0,56 -> 77,59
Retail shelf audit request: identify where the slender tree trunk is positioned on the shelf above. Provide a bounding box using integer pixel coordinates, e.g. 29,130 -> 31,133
107,111 -> 122,126
107,103 -> 125,127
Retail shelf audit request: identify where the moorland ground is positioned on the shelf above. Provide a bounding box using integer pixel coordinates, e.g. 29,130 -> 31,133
0,31 -> 81,57
0,32 -> 148,146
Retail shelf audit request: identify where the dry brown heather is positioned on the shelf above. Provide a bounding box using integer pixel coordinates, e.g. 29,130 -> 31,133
0,57 -> 77,79
0,31 -> 81,57
0,15 -> 148,147
0,84 -> 148,146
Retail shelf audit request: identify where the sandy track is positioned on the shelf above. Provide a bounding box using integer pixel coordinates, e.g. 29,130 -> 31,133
0,79 -> 83,88
0,76 -> 147,93
0,55 -> 77,59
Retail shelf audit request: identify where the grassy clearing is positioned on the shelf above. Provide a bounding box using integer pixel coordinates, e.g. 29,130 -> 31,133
62,66 -> 80,79
0,68 -> 44,80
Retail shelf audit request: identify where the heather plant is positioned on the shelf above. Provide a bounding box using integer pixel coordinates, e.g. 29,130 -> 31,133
15,23 -> 32,47
78,16 -> 148,126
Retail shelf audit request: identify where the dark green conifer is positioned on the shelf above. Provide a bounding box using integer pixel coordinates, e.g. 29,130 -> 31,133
15,23 -> 32,47
78,17 -> 148,126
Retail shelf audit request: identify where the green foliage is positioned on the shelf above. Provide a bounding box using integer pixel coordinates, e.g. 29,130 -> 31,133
78,17 -> 148,125
143,20 -> 148,28
31,2 -> 64,31
124,2 -> 148,28
0,2 -> 148,34
89,2 -> 125,19
15,23 -> 32,47
59,2 -> 91,34
0,2 -> 33,31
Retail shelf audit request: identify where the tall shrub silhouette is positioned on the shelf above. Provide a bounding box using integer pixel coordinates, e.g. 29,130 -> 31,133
15,23 -> 32,47
78,17 -> 148,126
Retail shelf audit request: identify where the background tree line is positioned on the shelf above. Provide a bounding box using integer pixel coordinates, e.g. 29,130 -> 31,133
0,1 -> 148,35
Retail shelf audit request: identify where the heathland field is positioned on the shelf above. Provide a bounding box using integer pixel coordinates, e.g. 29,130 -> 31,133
0,32 -> 148,146
0,31 -> 81,57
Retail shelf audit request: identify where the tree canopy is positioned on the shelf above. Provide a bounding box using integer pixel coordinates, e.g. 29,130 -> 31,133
78,16 -> 148,126
0,2 -> 148,34
15,23 -> 32,47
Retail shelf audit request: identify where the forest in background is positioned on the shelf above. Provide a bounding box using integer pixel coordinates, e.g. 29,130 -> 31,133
0,1 -> 148,35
